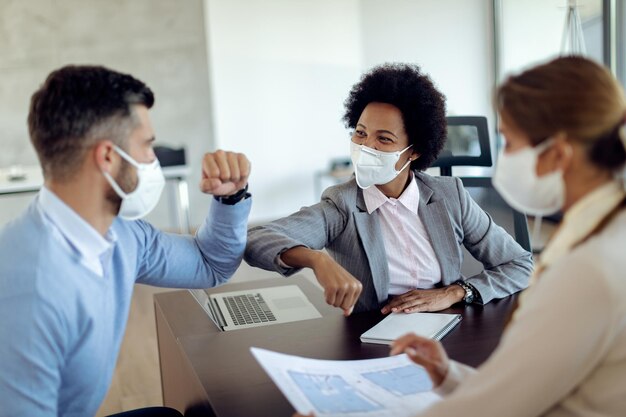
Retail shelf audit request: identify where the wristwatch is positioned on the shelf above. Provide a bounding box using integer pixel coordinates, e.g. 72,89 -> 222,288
454,280 -> 475,304
214,184 -> 250,205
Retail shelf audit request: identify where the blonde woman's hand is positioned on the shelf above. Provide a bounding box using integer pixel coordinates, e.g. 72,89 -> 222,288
390,333 -> 450,386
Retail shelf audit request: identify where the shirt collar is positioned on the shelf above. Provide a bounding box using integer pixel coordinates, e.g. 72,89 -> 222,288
363,173 -> 420,214
38,186 -> 114,263
538,180 -> 626,273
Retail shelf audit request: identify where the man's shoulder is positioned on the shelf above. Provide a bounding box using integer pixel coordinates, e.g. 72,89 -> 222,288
0,203 -> 51,259
0,205 -> 78,299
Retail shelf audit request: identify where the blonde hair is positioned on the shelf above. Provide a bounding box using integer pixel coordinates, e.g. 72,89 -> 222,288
497,56 -> 626,170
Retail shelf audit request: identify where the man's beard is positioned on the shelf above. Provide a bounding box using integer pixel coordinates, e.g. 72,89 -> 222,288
106,159 -> 138,214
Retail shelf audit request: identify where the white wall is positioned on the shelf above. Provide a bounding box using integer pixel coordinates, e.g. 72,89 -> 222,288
204,0 -> 363,223
498,0 -> 604,79
499,0 -> 566,78
0,0 -> 213,229
206,0 -> 498,222
360,0 -> 495,125
359,0 -> 496,177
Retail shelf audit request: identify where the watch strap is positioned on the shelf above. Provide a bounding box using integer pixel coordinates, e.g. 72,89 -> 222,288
214,184 -> 250,205
454,280 -> 475,304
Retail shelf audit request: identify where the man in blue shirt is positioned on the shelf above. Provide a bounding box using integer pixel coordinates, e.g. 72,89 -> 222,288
0,65 -> 252,416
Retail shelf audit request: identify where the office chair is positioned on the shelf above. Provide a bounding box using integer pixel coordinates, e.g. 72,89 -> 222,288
154,145 -> 186,167
428,117 -> 530,274
431,116 -> 492,176
458,176 -> 531,277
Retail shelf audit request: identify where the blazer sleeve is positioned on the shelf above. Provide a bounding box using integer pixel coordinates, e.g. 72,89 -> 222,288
245,187 -> 349,276
455,177 -> 533,303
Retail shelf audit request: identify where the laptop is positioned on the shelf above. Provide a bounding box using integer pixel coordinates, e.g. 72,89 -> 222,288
189,285 -> 322,331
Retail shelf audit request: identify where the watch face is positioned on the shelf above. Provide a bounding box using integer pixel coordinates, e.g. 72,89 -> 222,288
460,284 -> 473,303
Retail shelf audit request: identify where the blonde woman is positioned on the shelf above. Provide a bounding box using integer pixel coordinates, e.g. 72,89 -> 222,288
388,56 -> 626,416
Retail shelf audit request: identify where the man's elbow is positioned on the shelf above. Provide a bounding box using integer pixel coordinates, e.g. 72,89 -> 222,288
199,246 -> 245,287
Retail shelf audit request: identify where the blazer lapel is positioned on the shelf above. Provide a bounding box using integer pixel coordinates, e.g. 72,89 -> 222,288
416,179 -> 459,285
353,189 -> 389,303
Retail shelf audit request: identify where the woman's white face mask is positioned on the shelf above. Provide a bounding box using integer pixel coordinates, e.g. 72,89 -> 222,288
350,141 -> 413,189
493,139 -> 565,216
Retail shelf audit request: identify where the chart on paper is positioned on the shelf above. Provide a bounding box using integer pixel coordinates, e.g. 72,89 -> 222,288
252,347 -> 441,417
288,371 -> 384,414
361,365 -> 432,396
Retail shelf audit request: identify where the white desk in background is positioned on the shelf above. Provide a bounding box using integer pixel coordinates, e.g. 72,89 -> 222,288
0,165 -> 43,195
0,165 -> 192,234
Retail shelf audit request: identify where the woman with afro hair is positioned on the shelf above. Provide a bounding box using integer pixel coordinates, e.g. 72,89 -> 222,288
245,63 -> 532,315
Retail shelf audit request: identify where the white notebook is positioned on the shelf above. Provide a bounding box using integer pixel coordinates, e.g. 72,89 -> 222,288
360,312 -> 462,345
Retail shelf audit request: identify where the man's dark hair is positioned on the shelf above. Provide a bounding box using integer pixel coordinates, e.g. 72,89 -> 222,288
28,65 -> 154,180
342,63 -> 447,171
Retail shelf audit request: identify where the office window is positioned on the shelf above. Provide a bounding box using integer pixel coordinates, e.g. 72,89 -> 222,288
618,0 -> 626,86
580,0 -> 604,63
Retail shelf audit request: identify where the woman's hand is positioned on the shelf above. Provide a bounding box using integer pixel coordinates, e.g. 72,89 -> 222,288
390,333 -> 450,387
280,248 -> 362,316
381,285 -> 465,314
310,252 -> 363,316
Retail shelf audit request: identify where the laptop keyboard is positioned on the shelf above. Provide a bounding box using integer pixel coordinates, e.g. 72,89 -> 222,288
223,293 -> 277,326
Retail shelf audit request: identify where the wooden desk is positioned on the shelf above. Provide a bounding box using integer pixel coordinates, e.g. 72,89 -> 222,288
154,276 -> 518,417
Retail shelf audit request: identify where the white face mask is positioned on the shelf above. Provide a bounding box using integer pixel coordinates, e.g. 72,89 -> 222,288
493,139 -> 564,216
103,146 -> 165,220
350,141 -> 413,189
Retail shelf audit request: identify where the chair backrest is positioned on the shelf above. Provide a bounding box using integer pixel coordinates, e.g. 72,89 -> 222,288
154,145 -> 187,167
458,176 -> 531,277
431,116 -> 492,176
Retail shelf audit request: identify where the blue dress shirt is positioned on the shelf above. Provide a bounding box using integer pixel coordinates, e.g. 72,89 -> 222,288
0,188 -> 251,416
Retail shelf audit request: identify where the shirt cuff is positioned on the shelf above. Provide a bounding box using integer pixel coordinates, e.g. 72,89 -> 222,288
434,360 -> 476,396
276,253 -> 292,269
466,281 -> 483,304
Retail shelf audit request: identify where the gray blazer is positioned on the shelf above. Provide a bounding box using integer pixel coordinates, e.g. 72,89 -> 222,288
245,172 -> 533,313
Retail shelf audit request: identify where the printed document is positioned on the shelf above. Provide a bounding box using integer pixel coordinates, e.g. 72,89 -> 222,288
251,347 -> 440,417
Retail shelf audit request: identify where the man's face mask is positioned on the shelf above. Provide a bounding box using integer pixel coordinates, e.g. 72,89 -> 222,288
102,146 -> 165,220
350,141 -> 413,189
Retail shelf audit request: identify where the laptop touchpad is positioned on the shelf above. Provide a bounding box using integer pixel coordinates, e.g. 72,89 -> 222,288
274,296 -> 307,310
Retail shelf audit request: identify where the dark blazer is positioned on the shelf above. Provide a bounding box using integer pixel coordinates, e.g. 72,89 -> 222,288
245,171 -> 533,313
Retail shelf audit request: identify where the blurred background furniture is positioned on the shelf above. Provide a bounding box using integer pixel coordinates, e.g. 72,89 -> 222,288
154,146 -> 192,234
0,165 -> 43,196
431,116 -> 493,177
429,115 -> 531,273
0,146 -> 192,234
